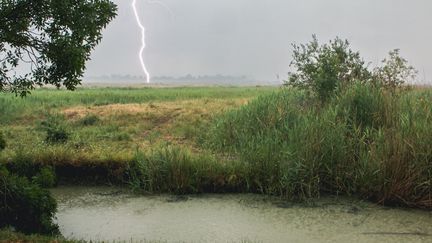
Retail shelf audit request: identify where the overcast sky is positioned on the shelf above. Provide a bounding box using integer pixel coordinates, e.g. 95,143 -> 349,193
84,0 -> 432,83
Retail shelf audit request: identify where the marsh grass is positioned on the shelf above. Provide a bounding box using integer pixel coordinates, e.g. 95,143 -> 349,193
127,145 -> 247,194
207,85 -> 432,207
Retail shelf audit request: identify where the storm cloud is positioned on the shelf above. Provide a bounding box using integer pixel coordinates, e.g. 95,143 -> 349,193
84,0 -> 432,84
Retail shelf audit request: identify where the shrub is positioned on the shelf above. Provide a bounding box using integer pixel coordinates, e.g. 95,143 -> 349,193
32,166 -> 57,188
0,167 -> 59,235
7,151 -> 39,178
286,35 -> 370,102
7,152 -> 57,188
39,113 -> 69,144
78,114 -> 100,126
286,36 -> 417,102
373,49 -> 418,91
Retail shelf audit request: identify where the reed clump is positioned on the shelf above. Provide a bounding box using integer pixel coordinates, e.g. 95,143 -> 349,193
206,84 -> 432,208
126,145 -> 248,194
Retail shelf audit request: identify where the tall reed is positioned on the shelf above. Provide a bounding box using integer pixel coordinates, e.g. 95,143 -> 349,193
206,84 -> 432,207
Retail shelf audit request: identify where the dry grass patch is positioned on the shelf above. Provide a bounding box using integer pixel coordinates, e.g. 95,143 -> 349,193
60,98 -> 250,150
62,98 -> 249,120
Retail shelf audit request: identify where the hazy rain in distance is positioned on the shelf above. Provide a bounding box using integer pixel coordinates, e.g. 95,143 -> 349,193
84,0 -> 432,84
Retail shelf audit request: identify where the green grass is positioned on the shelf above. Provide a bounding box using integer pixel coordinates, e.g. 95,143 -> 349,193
0,86 -> 276,169
0,86 -> 273,169
0,86 -> 276,124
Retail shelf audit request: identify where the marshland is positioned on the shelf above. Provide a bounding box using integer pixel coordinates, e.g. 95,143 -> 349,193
2,0 -> 432,242
1,82 -> 432,242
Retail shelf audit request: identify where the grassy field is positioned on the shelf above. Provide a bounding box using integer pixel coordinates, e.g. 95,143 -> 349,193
0,86 -> 277,180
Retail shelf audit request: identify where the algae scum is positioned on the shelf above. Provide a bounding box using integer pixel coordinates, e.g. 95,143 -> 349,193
51,187 -> 432,243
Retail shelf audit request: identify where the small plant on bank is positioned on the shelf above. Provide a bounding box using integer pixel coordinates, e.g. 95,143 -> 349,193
7,150 -> 39,178
39,113 -> 70,144
32,166 -> 57,188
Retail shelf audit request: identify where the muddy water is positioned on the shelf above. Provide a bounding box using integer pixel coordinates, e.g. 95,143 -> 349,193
51,187 -> 432,243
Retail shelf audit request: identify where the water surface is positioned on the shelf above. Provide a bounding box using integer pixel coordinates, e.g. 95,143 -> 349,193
51,187 -> 432,243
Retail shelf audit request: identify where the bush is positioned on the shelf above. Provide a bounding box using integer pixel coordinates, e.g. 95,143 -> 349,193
0,167 -> 59,235
286,35 -> 370,102
39,114 -> 69,144
7,151 -> 39,178
32,166 -> 57,188
7,152 -> 57,188
373,49 -> 418,91
286,36 -> 417,102
78,114 -> 100,126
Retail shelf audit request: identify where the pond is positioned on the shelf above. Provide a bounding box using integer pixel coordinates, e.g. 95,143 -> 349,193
51,186 -> 432,243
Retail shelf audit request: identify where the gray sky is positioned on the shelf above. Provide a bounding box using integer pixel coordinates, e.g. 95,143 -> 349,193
84,0 -> 432,83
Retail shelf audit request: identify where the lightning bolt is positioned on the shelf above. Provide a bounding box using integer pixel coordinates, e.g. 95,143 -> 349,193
132,0 -> 150,83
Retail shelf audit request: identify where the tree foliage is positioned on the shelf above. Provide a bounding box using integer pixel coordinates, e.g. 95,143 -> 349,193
373,49 -> 418,91
286,36 -> 417,102
0,0 -> 117,96
286,35 -> 370,101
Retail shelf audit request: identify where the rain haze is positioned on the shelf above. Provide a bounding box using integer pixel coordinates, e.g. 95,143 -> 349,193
84,0 -> 432,84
